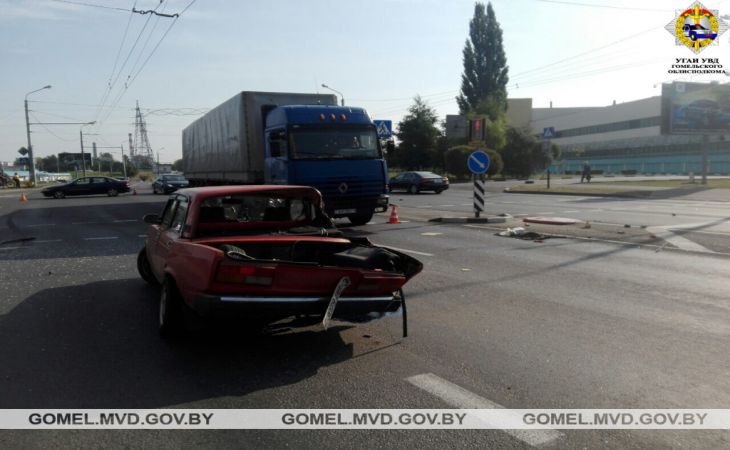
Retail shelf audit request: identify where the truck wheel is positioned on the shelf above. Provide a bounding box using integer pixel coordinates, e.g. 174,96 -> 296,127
408,184 -> 419,195
348,213 -> 374,226
159,277 -> 183,337
137,248 -> 158,286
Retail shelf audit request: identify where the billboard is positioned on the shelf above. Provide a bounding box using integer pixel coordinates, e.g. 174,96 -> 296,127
58,152 -> 92,166
661,81 -> 730,134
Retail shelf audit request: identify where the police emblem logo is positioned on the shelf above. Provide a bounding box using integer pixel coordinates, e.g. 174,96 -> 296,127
666,1 -> 728,54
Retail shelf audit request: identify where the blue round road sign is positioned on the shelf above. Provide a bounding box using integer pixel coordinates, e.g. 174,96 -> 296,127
467,150 -> 490,174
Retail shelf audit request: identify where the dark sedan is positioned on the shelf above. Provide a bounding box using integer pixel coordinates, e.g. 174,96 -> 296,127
41,176 -> 130,199
389,171 -> 449,194
152,174 -> 189,194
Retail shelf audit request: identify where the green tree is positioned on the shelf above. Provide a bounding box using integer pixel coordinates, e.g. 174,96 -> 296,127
444,145 -> 502,180
172,158 -> 184,172
393,96 -> 441,170
500,127 -> 550,178
456,2 -> 509,115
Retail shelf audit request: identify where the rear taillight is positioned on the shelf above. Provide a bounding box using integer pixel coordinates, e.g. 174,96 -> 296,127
216,263 -> 274,285
420,179 -> 432,184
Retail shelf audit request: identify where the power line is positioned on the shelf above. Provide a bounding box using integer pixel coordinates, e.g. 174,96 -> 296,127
534,0 -> 669,12
48,0 -> 131,13
29,112 -> 77,143
94,1 -> 138,122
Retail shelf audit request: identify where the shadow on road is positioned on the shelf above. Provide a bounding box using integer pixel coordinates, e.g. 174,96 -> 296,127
0,279 -> 353,408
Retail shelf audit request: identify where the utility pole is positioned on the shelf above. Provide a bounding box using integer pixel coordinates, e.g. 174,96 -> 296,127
79,122 -> 96,177
24,85 -> 52,186
121,144 -> 127,179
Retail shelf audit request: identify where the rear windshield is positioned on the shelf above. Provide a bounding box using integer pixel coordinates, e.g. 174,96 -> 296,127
198,195 -> 316,224
415,172 -> 441,178
163,175 -> 187,181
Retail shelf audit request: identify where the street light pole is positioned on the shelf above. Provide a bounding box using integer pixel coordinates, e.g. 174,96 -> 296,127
321,84 -> 345,106
24,85 -> 52,185
121,145 -> 127,179
79,121 -> 96,177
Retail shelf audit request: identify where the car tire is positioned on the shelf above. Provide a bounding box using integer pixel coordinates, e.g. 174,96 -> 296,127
152,185 -> 158,194
53,191 -> 65,199
107,188 -> 118,197
408,184 -> 419,195
159,277 -> 183,337
435,189 -> 443,194
137,248 -> 158,286
348,213 -> 374,226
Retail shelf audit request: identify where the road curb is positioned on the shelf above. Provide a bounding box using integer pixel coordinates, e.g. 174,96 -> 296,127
503,188 -> 654,198
429,216 -> 508,224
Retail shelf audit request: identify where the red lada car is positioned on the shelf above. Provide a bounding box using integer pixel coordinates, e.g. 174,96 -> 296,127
137,185 -> 422,336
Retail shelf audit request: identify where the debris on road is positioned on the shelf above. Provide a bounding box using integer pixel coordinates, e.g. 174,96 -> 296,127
496,227 -> 550,241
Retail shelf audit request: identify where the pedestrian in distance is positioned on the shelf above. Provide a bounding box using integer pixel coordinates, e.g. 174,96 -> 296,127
13,173 -> 21,188
580,163 -> 592,183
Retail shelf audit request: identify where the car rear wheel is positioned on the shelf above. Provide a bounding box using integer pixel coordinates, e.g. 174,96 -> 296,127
408,184 -> 419,195
107,188 -> 118,197
159,277 -> 183,337
137,248 -> 158,286
53,191 -> 65,199
348,212 -> 374,226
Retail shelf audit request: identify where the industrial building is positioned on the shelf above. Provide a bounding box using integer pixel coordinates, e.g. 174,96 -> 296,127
446,90 -> 730,175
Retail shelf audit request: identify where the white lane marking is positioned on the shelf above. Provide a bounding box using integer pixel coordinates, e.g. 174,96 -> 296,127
418,205 -> 434,208
460,203 -> 472,206
438,204 -> 456,207
26,223 -> 55,228
562,210 -> 579,213
72,221 -> 100,225
535,212 -> 555,215
646,226 -> 714,253
138,234 -> 147,238
113,219 -> 137,223
406,373 -> 563,446
0,246 -> 24,251
374,244 -> 433,257
34,239 -> 63,243
83,236 -> 119,241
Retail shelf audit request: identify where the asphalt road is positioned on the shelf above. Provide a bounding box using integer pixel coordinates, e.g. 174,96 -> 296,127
391,182 -> 730,253
0,185 -> 729,449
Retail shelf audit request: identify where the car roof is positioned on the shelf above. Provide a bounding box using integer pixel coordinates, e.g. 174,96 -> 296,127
176,185 -> 322,201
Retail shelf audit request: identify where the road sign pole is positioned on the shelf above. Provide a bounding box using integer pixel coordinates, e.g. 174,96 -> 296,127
473,174 -> 485,218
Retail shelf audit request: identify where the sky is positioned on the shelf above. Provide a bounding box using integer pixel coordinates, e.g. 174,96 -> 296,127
2,0 -> 730,166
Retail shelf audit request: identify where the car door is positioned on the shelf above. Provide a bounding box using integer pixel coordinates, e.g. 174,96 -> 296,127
148,197 -> 180,279
67,178 -> 92,196
91,177 -> 109,195
391,174 -> 405,190
153,195 -> 189,280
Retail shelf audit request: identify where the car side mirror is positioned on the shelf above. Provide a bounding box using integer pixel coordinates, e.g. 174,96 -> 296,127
143,214 -> 161,224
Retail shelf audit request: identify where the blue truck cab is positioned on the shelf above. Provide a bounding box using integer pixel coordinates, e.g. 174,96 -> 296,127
263,105 -> 389,225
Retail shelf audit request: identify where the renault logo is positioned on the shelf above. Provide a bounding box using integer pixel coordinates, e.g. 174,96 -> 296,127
338,182 -> 348,194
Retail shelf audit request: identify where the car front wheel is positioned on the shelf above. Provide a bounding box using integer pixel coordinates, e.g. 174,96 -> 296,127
53,191 -> 65,199
408,184 -> 419,194
107,188 -> 118,197
137,248 -> 158,286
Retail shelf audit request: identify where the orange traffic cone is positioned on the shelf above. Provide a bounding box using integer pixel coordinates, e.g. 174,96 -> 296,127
388,205 -> 400,224
19,192 -> 28,203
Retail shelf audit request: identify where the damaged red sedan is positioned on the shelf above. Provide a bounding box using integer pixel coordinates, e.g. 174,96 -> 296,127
137,185 -> 422,336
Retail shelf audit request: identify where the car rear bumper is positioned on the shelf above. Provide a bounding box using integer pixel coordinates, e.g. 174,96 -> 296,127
191,293 -> 401,321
